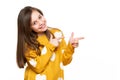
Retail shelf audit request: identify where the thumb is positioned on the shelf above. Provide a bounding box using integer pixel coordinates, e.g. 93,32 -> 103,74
70,32 -> 74,40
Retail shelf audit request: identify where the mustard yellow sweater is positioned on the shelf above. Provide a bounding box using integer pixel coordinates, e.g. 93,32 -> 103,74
24,28 -> 74,80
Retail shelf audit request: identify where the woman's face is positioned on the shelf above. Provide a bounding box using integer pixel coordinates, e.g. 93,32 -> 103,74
31,10 -> 47,33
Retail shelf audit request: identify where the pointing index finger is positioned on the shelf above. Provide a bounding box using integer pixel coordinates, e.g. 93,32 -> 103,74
77,37 -> 84,40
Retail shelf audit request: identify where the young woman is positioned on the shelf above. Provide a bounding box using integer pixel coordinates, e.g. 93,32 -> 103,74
16,6 -> 84,80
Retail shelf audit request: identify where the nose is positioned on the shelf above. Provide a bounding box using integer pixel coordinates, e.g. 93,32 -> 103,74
38,17 -> 45,25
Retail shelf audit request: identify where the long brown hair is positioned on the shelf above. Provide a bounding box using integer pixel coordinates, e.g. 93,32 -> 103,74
16,6 -> 51,68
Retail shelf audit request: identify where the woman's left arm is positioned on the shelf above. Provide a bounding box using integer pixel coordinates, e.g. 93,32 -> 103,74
61,32 -> 84,65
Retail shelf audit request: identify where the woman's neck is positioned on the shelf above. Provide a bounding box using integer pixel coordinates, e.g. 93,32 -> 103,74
38,32 -> 45,36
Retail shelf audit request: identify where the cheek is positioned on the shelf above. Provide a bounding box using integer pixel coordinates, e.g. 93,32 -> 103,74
43,18 -> 47,23
31,25 -> 38,32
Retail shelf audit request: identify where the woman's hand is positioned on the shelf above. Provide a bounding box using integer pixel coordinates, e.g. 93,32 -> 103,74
69,32 -> 84,48
50,35 -> 64,47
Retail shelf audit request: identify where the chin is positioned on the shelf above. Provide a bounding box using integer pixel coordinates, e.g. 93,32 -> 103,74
44,27 -> 48,31
40,26 -> 48,32
42,28 -> 47,32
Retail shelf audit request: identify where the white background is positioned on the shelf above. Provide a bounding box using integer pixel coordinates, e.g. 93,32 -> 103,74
0,0 -> 120,80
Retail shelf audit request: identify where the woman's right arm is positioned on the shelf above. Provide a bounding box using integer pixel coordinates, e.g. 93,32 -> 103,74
25,43 -> 56,74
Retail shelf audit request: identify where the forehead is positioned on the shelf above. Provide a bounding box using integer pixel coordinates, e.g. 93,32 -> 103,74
31,10 -> 40,19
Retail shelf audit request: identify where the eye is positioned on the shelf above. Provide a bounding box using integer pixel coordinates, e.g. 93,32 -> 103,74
33,21 -> 37,25
38,15 -> 42,19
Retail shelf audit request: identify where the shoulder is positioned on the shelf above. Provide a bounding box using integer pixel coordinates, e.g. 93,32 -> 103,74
48,27 -> 64,38
48,27 -> 62,32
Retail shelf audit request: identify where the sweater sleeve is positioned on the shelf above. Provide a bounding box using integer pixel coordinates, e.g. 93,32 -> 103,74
60,38 -> 75,66
49,27 -> 75,65
25,43 -> 56,74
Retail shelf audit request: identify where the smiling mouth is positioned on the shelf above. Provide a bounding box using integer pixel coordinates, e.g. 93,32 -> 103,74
39,24 -> 46,29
